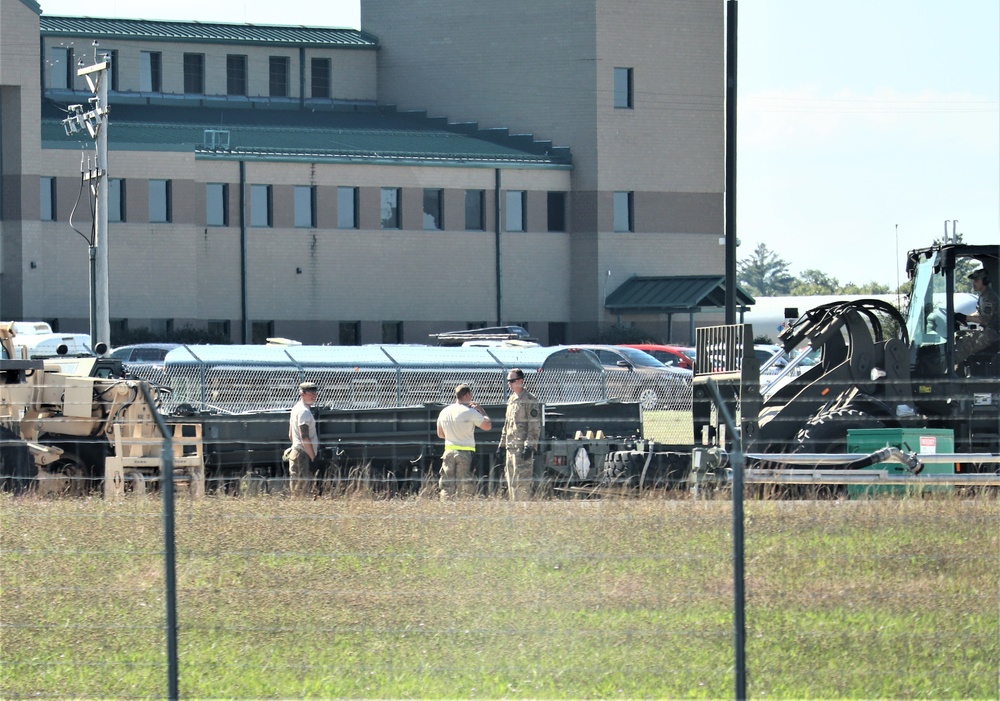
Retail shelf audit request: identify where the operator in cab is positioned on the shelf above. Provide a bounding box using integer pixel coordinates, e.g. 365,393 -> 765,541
955,268 -> 999,369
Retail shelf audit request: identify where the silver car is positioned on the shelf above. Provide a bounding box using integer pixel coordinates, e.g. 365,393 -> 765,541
543,345 -> 692,411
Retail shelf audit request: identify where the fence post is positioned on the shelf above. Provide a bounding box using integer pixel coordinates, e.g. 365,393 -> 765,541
706,378 -> 746,700
138,382 -> 179,700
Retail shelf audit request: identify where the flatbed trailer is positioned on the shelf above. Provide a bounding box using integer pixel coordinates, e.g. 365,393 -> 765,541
174,399 -> 688,495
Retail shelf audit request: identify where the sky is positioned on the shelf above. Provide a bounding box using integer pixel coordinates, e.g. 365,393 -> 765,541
38,0 -> 1000,291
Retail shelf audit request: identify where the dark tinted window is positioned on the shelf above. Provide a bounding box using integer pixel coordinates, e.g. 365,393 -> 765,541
542,350 -> 602,372
227,54 -> 248,96
311,58 -> 331,98
613,347 -> 665,368
269,56 -> 289,97
465,190 -> 484,230
183,53 -> 204,94
134,347 -> 169,362
547,191 -> 566,232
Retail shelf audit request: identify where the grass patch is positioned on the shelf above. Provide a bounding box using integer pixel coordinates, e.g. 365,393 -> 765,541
1,495 -> 997,698
643,409 -> 693,444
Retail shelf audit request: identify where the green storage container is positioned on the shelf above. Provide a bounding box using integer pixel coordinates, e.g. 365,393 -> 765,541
846,428 -> 954,497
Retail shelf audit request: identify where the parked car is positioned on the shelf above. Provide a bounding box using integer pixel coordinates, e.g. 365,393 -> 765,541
754,344 -> 786,373
544,344 -> 691,411
108,343 -> 181,388
620,343 -> 694,370
109,343 -> 181,364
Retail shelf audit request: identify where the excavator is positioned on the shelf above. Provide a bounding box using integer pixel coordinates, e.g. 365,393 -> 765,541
693,242 -> 999,475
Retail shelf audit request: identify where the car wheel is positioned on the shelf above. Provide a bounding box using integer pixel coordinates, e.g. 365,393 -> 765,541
637,388 -> 659,411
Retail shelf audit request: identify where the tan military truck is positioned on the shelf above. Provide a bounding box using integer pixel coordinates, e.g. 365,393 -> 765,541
0,322 -> 203,497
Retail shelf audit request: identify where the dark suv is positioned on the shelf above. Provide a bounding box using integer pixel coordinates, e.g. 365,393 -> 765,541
109,343 -> 181,364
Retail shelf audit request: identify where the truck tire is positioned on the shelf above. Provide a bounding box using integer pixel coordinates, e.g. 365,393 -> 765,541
47,452 -> 89,497
0,427 -> 34,494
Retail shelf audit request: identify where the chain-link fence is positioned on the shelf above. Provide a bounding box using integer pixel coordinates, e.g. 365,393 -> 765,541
141,346 -> 692,414
123,345 -> 694,446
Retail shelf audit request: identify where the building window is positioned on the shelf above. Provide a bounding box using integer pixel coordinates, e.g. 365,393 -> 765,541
110,318 -> 129,342
339,321 -> 360,346
108,50 -> 119,92
505,190 -> 525,232
227,54 -> 248,96
250,185 -> 272,227
294,185 -> 316,228
311,58 -> 331,98
150,318 -> 174,337
206,183 -> 228,227
547,191 -> 567,232
548,322 -> 567,346
465,190 -> 484,231
109,179 -> 125,222
149,179 -> 171,223
140,51 -> 162,93
337,186 -> 359,229
382,321 -> 403,344
39,177 -> 56,221
269,56 -> 290,98
206,320 -> 231,343
423,189 -> 443,230
380,188 -> 400,229
614,67 -> 633,109
251,321 -> 274,345
614,191 -> 634,232
183,53 -> 205,94
50,47 -> 73,90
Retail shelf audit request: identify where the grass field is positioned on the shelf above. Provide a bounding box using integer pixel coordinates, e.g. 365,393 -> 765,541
1,493 -> 997,699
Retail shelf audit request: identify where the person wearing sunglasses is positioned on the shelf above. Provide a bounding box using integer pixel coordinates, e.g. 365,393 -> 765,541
497,368 -> 541,500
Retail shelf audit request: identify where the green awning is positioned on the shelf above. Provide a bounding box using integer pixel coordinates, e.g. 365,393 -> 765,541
605,275 -> 755,313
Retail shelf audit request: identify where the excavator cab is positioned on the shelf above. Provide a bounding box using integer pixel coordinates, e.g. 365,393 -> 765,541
906,244 -> 999,379
904,243 -> 999,461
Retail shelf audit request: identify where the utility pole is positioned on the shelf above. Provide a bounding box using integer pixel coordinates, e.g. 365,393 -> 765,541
62,44 -> 111,348
724,0 -> 738,324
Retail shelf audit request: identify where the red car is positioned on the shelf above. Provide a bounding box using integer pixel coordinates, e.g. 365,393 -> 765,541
620,344 -> 695,370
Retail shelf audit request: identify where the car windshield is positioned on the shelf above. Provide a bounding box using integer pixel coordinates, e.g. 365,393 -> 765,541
612,347 -> 666,369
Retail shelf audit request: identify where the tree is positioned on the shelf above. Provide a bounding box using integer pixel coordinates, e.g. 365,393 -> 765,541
789,269 -> 840,296
738,243 -> 793,297
841,281 -> 891,295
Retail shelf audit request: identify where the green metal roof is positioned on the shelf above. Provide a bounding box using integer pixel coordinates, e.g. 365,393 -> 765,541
41,101 -> 572,168
40,15 -> 376,48
605,276 -> 755,313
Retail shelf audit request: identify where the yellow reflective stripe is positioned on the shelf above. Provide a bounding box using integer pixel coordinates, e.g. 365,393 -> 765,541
445,444 -> 476,452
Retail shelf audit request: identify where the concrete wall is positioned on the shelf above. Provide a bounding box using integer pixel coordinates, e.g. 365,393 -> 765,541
0,0 -> 42,320
362,0 -> 727,336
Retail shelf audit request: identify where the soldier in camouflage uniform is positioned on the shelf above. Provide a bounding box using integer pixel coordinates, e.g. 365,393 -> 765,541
956,268 -> 999,369
497,368 -> 541,500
